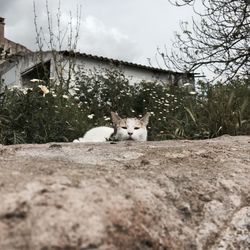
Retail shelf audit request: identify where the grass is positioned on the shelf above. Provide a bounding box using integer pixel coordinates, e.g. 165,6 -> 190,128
0,69 -> 249,144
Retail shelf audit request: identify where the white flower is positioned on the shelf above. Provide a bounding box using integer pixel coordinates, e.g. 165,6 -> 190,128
21,87 -> 32,94
68,89 -> 76,96
31,79 -> 44,83
87,114 -> 94,119
9,85 -> 19,90
183,82 -> 191,87
62,95 -> 69,99
189,91 -> 197,95
104,117 -> 110,121
38,85 -> 49,97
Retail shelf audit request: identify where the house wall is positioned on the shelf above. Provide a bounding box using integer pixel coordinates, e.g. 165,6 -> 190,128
1,51 -> 194,87
69,55 -> 194,86
1,65 -> 17,86
0,17 -> 4,46
1,52 -> 53,86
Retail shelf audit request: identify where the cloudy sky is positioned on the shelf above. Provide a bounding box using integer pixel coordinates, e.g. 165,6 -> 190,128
0,0 -> 196,69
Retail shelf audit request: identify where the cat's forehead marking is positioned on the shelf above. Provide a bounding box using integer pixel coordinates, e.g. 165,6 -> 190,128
117,118 -> 144,127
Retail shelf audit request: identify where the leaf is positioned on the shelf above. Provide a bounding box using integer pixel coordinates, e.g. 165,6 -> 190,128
184,107 -> 197,125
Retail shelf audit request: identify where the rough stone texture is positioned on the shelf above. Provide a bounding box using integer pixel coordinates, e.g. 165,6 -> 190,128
0,135 -> 249,250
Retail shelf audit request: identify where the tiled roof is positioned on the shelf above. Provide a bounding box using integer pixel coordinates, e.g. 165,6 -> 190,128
59,51 -> 194,76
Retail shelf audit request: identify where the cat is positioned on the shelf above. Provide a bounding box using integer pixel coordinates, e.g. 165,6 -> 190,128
73,112 -> 150,142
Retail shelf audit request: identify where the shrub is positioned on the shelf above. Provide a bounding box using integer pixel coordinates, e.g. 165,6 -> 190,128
0,85 -> 88,144
0,68 -> 249,145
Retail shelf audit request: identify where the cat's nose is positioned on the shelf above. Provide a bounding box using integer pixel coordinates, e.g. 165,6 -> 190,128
128,132 -> 133,136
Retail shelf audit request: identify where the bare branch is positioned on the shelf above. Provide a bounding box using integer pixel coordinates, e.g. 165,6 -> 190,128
164,0 -> 250,81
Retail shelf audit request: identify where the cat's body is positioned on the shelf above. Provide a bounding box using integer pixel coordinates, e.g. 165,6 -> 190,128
73,126 -> 114,142
73,112 -> 150,143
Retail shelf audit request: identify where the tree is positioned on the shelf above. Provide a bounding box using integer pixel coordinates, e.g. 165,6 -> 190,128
160,0 -> 250,80
33,0 -> 81,92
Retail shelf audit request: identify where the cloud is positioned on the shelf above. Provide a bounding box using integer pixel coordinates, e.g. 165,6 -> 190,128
0,0 -> 197,67
0,0 -> 141,62
79,16 -> 141,62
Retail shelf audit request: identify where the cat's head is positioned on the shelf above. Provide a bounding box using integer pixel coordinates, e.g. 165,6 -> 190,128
111,112 -> 150,141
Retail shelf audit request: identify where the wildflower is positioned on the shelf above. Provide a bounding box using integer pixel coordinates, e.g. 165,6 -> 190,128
38,85 -> 49,97
31,79 -> 44,83
62,95 -> 69,99
9,85 -> 19,90
189,91 -> 197,95
68,89 -> 76,96
88,114 -> 94,119
183,82 -> 191,87
21,87 -> 32,94
104,116 -> 110,121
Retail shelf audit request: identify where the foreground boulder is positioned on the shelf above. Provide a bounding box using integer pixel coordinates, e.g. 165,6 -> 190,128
0,136 -> 249,250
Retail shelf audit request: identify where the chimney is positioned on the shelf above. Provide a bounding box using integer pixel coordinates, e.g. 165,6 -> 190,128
0,17 -> 5,46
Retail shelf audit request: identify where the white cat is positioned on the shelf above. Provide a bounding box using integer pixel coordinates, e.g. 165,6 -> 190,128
73,112 -> 150,142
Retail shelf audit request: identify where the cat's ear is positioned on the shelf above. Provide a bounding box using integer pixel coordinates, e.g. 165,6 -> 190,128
111,112 -> 122,124
140,112 -> 150,125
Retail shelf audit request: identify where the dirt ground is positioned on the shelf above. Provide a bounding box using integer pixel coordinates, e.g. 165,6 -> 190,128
0,135 -> 249,250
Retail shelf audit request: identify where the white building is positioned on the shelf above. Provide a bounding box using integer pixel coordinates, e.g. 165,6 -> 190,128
0,16 -> 194,88
1,50 -> 194,87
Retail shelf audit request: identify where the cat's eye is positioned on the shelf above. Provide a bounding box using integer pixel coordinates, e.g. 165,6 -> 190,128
122,126 -> 127,129
134,127 -> 140,130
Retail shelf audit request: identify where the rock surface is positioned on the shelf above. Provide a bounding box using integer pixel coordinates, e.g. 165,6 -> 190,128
0,135 -> 249,250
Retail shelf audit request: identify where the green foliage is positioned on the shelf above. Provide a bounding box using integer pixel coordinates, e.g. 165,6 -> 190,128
0,68 -> 249,145
0,85 -> 88,144
74,68 -> 136,119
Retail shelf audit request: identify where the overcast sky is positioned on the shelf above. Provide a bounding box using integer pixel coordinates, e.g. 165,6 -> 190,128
0,0 -> 196,70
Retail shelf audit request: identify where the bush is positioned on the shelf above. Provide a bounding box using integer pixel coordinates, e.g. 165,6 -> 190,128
0,85 -> 88,144
0,68 -> 249,145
